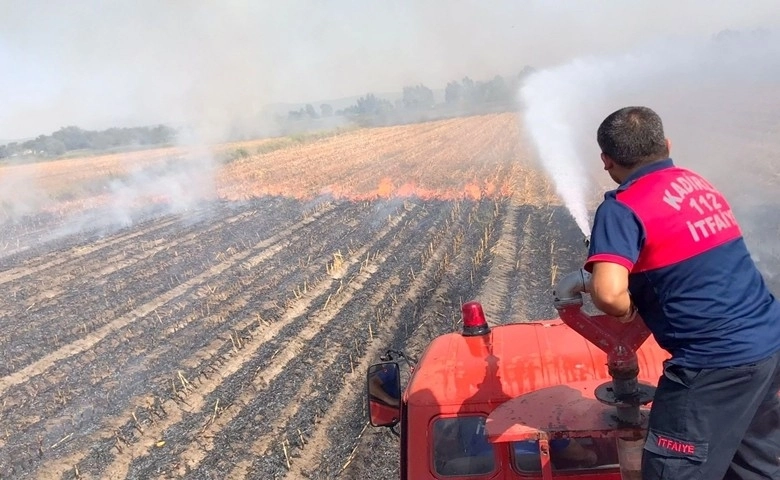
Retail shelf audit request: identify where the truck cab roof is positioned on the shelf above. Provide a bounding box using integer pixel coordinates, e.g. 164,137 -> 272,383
405,319 -> 668,409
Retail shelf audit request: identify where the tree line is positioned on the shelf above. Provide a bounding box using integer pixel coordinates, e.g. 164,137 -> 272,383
286,68 -> 535,126
3,68 -> 535,159
0,125 -> 176,159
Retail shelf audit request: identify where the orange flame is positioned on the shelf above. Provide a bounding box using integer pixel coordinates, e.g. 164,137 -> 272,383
376,178 -> 394,198
464,183 -> 481,200
217,174 -> 516,203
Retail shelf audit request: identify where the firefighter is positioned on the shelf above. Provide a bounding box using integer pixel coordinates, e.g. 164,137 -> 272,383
585,106 -> 780,479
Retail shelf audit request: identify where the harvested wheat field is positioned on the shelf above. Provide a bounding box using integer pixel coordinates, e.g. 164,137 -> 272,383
1,112 -> 778,479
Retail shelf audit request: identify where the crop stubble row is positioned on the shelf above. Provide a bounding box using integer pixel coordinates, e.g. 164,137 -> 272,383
4,193 -> 516,478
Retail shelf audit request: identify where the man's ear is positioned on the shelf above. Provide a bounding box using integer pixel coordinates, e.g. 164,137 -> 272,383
665,138 -> 672,155
601,153 -> 614,171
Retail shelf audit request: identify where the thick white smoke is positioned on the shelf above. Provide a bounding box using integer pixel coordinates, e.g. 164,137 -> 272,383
45,151 -> 218,241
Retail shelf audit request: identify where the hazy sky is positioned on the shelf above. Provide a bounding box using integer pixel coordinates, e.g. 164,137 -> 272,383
2,0 -> 780,140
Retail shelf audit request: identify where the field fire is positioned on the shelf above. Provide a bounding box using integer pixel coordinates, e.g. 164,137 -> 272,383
2,96 -> 780,479
3,3 -> 780,478
0,113 -> 594,479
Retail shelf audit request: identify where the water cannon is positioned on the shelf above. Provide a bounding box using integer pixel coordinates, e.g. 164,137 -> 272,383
583,235 -> 591,249
554,269 -> 656,480
553,269 -> 654,423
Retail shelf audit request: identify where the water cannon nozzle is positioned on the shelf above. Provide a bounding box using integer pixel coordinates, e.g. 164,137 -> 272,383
584,236 -> 591,249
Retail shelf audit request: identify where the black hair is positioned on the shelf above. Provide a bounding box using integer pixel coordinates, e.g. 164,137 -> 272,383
596,106 -> 669,168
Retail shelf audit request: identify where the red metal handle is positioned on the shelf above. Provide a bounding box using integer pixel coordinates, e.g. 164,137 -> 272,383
556,304 -> 651,367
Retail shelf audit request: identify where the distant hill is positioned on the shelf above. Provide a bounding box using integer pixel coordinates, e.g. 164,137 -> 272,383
0,137 -> 33,145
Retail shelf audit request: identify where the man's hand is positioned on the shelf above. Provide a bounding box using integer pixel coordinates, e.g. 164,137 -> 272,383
590,262 -> 634,321
614,301 -> 638,323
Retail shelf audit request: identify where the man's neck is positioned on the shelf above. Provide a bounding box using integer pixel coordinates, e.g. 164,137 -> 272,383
619,157 -> 671,185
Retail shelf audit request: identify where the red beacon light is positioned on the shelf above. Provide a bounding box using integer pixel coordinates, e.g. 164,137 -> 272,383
461,301 -> 490,336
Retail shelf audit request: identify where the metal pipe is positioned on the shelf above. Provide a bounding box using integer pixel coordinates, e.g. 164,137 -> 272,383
609,351 -> 644,479
616,436 -> 644,480
552,268 -> 592,307
608,354 -> 642,426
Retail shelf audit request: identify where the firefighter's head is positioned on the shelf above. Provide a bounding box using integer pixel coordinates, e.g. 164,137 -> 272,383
597,106 -> 672,184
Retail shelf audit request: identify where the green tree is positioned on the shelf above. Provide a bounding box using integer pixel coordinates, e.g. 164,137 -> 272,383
401,84 -> 435,109
52,126 -> 90,150
483,75 -> 511,103
345,94 -> 393,116
445,81 -> 462,104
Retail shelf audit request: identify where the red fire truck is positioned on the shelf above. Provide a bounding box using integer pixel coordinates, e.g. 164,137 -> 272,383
366,269 -> 668,480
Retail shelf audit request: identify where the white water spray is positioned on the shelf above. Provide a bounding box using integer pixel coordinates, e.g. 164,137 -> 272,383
520,68 -> 597,235
516,47 -> 687,236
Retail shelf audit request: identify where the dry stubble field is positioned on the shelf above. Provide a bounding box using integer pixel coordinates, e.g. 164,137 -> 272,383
0,112 -> 777,479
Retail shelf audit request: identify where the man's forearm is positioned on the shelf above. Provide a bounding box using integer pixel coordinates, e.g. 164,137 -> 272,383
591,290 -> 632,316
592,290 -> 636,323
590,262 -> 636,322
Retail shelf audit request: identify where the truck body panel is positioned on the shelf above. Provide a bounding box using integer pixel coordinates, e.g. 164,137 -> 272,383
402,319 -> 670,479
